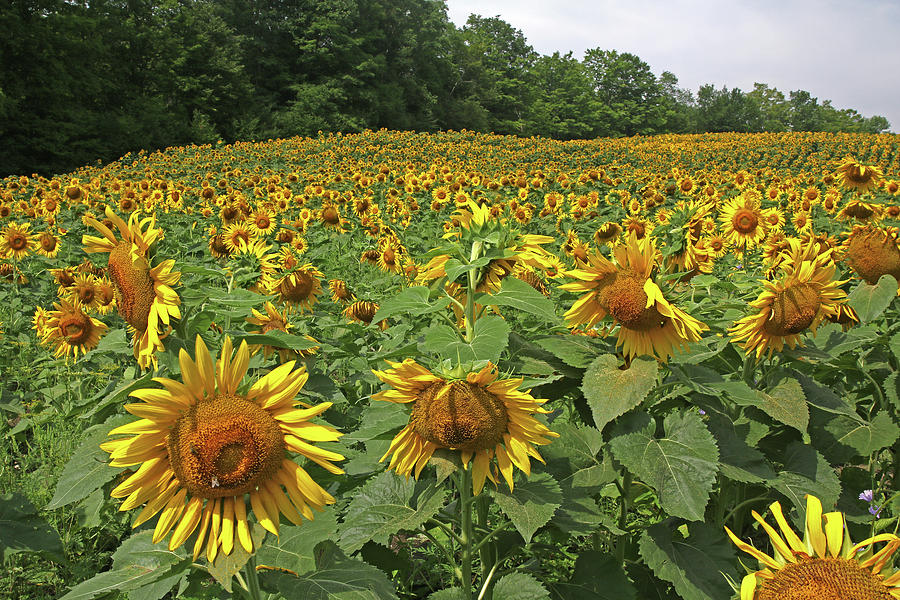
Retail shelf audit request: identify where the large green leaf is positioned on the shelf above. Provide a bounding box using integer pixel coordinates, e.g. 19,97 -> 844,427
609,412 -> 719,521
771,442 -> 840,511
46,414 -> 132,510
494,572 -> 550,600
549,551 -> 637,600
371,286 -> 452,324
847,274 -> 897,322
341,402 -> 409,444
638,521 -> 737,600
208,523 -> 267,592
0,493 -> 63,561
581,354 -> 657,432
256,507 -> 338,575
706,415 -> 775,483
422,315 -> 510,363
475,276 -> 557,320
810,410 -> 899,463
233,330 -> 321,350
757,378 -> 808,434
533,335 -> 598,368
268,542 -> 398,600
338,472 -> 448,553
494,472 -> 562,543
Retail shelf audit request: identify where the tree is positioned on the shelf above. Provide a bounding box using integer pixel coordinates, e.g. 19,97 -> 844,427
524,52 -> 597,139
582,49 -> 667,136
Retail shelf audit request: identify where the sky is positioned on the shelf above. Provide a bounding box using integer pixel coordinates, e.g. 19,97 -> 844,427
445,0 -> 900,133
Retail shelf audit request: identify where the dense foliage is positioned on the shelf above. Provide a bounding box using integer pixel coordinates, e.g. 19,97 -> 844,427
1,130 -> 900,600
0,0 -> 891,177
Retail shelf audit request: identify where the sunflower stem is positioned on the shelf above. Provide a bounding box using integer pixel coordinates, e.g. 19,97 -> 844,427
741,352 -> 756,387
244,555 -> 263,600
458,466 -> 475,599
465,241 -> 483,343
476,494 -> 495,600
615,470 -> 632,565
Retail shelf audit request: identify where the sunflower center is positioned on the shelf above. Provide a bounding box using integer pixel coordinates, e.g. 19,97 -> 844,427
40,234 -> 57,251
411,381 -> 508,452
322,207 -> 339,224
9,233 -> 27,250
59,312 -> 93,345
845,202 -> 875,219
756,555 -> 893,600
167,394 -> 285,499
279,271 -> 314,302
256,216 -> 270,229
107,242 -> 155,332
846,230 -> 900,284
733,209 -> 759,234
74,283 -> 96,304
603,273 -> 665,331
763,283 -> 821,336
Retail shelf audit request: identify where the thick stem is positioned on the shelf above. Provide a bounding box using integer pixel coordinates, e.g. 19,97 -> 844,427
741,352 -> 756,387
476,495 -> 494,600
243,555 -> 262,600
615,470 -> 632,565
458,467 -> 475,599
464,241 -> 483,343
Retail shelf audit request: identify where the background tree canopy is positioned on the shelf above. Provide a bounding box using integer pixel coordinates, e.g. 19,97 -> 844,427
0,0 -> 890,176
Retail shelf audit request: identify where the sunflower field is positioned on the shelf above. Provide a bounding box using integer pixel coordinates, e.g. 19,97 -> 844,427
2,129 -> 900,600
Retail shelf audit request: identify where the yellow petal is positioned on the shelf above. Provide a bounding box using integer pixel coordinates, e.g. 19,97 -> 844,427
234,495 -> 253,553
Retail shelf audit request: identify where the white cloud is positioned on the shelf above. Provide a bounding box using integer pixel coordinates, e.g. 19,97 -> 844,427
446,0 -> 900,131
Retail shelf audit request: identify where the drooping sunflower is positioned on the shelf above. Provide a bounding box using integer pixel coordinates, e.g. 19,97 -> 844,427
729,242 -> 847,358
268,263 -> 323,312
101,336 -> 344,559
835,157 -> 884,194
372,359 -> 558,495
560,235 -> 708,362
725,494 -> 900,600
39,300 -> 108,361
328,279 -> 354,303
842,225 -> 900,290
36,230 -> 62,258
82,206 -> 181,370
343,300 -> 386,329
721,194 -> 767,251
246,301 -> 298,362
0,222 -> 37,260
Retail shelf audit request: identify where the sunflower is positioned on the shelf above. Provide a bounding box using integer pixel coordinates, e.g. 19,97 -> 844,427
594,222 -> 623,246
328,279 -> 354,303
838,199 -> 883,223
36,230 -> 62,258
82,207 -> 181,370
39,300 -> 108,361
835,157 -> 884,194
372,360 -> 558,495
222,222 -> 256,254
0,222 -> 37,260
842,226 -> 900,289
268,264 -> 323,311
319,204 -> 346,232
721,194 -> 767,251
343,300 -> 386,329
560,235 -> 708,361
246,301 -> 304,362
729,243 -> 847,358
95,276 -> 117,315
65,273 -> 101,311
725,494 -> 900,600
101,336 -> 343,559
248,208 -> 277,237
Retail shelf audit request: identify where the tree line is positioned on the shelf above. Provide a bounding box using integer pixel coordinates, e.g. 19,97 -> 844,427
1,0 -> 891,177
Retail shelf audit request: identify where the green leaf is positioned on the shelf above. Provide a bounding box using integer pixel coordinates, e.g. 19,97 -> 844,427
847,274 -> 897,322
475,277 -> 557,320
811,410 -> 899,462
771,442 -> 840,511
256,506 -> 338,575
494,472 -> 563,543
581,355 -> 658,432
533,335 -> 597,368
0,493 -> 63,561
706,415 -> 775,483
428,589 -> 466,600
444,256 -> 494,282
208,523 -> 267,592
549,551 -> 636,600
91,328 -> 131,355
422,316 -> 510,363
609,412 -> 719,521
757,378 -> 808,434
110,531 -> 190,600
59,566 -> 165,600
493,572 -> 549,600
371,286 -> 451,324
46,414 -> 132,509
338,472 -> 448,553
341,402 -> 409,444
269,542 -> 398,600
233,330 -> 320,350
638,521 -> 738,600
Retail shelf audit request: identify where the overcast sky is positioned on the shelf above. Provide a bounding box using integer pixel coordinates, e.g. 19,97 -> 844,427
445,0 -> 900,133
